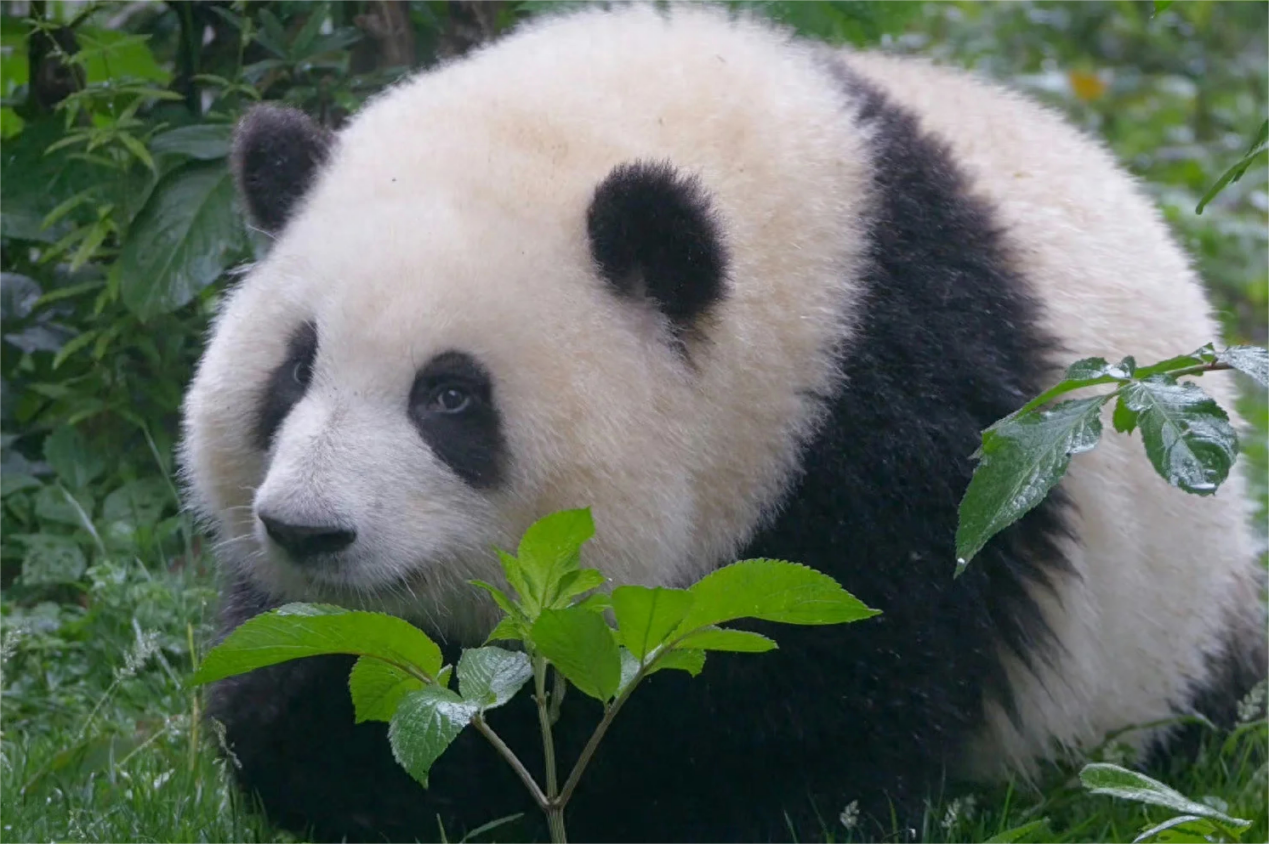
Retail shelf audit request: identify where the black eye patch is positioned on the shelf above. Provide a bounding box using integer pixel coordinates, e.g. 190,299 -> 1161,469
409,351 -> 505,489
254,321 -> 318,450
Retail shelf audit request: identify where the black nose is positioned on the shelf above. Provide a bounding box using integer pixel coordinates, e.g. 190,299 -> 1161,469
259,513 -> 357,561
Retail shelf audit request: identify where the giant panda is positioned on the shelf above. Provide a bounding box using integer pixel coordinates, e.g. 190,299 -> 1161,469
180,4 -> 1266,842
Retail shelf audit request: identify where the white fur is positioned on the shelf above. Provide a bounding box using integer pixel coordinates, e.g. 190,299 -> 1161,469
182,4 -> 1259,774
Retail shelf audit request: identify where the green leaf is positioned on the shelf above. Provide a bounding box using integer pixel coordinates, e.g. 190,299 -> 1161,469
33,485 -> 94,528
530,606 -> 621,702
612,585 -> 694,661
149,124 -> 233,161
1119,376 -> 1237,495
1112,395 -> 1138,434
349,657 -> 423,724
0,473 -> 40,498
496,549 -> 535,613
388,686 -> 477,787
484,616 -> 528,644
456,647 -> 533,709
1133,815 -> 1217,844
516,508 -> 595,607
192,604 -> 442,685
469,579 -> 520,617
674,627 -> 777,653
1197,119 -> 1268,214
118,162 -> 247,320
1062,356 -> 1134,382
983,819 -> 1053,843
1217,345 -> 1268,387
42,426 -> 105,489
75,27 -> 171,85
553,568 -> 608,605
648,648 -> 706,678
102,478 -> 170,527
0,118 -> 111,243
19,534 -> 87,585
1079,764 -> 1251,831
676,559 -> 879,634
573,592 -> 613,614
956,396 -> 1107,568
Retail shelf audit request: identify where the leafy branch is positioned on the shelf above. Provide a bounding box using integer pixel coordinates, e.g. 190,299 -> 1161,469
955,343 -> 1267,573
191,509 -> 879,842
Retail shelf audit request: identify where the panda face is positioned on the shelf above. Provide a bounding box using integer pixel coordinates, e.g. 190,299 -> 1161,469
182,152 -> 726,634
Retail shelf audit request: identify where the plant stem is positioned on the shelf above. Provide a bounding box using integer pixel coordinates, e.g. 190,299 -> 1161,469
547,807 -> 568,843
534,657 -> 559,798
1010,361 -> 1233,420
556,669 -> 644,809
471,714 -> 550,810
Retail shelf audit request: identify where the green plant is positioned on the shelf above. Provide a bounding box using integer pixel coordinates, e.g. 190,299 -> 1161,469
955,344 -> 1268,572
1081,763 -> 1254,843
190,508 -> 879,842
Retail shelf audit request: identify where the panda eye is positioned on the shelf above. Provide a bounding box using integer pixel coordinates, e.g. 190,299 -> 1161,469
291,360 -> 311,386
429,385 -> 471,414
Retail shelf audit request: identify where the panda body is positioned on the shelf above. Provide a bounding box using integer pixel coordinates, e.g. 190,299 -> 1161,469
181,6 -> 1264,841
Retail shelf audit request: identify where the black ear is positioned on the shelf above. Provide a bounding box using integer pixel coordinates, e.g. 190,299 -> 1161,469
586,160 -> 728,330
231,104 -> 332,235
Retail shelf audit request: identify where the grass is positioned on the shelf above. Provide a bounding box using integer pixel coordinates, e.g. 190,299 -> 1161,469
1,529 -> 1266,844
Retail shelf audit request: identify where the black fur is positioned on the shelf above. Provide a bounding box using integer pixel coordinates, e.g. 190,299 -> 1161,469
587,160 -> 728,332
253,321 -> 318,451
206,59 -> 1225,844
409,351 -> 506,489
232,104 -> 332,235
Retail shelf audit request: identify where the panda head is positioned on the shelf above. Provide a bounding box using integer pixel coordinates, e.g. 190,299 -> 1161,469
182,105 -> 741,636
181,7 -> 862,638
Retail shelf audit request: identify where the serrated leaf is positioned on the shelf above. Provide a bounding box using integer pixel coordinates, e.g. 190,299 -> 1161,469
484,616 -> 528,644
349,657 -> 423,723
42,426 -> 105,489
388,686 -> 477,787
676,559 -> 879,634
674,627 -> 777,653
1080,764 -> 1251,831
516,509 -> 595,608
983,819 -> 1053,843
649,648 -> 705,678
192,604 -> 442,685
1217,345 -> 1268,387
612,586 -> 694,661
496,549 -> 535,614
19,534 -> 87,585
956,396 -> 1107,568
456,647 -> 532,710
553,568 -> 608,606
118,161 -> 247,320
1120,376 -> 1237,495
530,606 -> 621,702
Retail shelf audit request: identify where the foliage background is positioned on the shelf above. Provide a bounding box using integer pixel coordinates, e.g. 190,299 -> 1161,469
0,2 -> 1265,842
